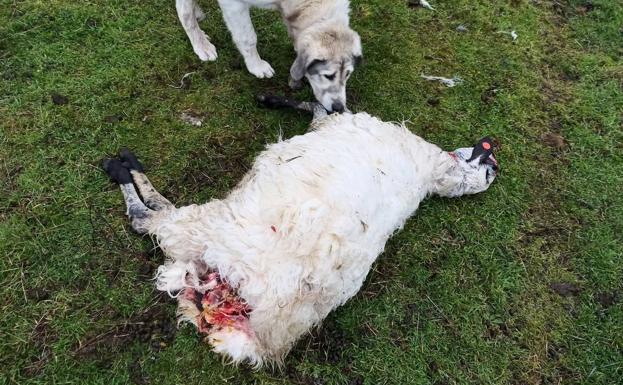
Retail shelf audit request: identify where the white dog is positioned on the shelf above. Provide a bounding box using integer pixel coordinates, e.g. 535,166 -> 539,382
102,97 -> 498,366
175,0 -> 361,112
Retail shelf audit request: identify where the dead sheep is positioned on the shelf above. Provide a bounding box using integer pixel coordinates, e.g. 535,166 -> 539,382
102,98 -> 498,366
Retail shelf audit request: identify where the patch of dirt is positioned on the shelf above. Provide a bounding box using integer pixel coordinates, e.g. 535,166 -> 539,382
541,132 -> 568,151
347,374 -> 364,385
51,92 -> 68,105
128,358 -> 149,385
73,304 -> 176,362
23,316 -> 59,377
26,287 -> 53,302
595,291 -> 618,308
393,302 -> 422,345
427,360 -> 440,376
484,320 -> 511,340
549,282 -> 581,297
84,17 -> 99,29
284,363 -> 329,385
136,249 -> 164,280
288,313 -> 353,367
546,342 -> 565,361
548,0 -> 576,23
400,303 -> 418,330
427,97 -> 440,107
179,109 -> 204,127
576,2 -> 594,15
104,114 -> 124,123
540,80 -> 572,105
481,85 -> 499,105
1,162 -> 23,184
312,318 -> 350,364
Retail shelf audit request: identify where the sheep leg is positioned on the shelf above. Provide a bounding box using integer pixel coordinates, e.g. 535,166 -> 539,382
256,94 -> 328,122
102,159 -> 155,234
119,148 -> 174,211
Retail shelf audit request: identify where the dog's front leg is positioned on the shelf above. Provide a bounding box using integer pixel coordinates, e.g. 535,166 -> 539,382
176,0 -> 218,61
218,0 -> 275,78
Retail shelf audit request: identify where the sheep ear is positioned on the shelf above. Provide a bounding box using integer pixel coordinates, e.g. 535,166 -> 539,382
290,53 -> 308,81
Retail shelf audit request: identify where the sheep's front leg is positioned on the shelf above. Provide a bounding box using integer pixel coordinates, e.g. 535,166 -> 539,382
310,103 -> 329,122
256,94 -> 328,123
102,159 -> 155,234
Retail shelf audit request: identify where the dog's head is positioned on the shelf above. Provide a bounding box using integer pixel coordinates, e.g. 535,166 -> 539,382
291,24 -> 362,113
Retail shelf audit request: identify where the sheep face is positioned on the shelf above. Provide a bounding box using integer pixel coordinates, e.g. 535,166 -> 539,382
444,146 -> 498,197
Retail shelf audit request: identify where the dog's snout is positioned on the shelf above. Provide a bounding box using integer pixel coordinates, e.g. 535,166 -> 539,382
331,101 -> 345,113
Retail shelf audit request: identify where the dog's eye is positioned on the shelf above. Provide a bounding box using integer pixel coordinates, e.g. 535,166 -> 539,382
324,73 -> 336,80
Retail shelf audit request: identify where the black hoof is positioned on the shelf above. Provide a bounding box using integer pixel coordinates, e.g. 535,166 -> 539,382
119,148 -> 144,172
256,94 -> 297,110
102,158 -> 132,184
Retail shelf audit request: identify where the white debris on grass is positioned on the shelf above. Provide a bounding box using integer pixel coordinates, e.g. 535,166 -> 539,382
170,72 -> 196,89
180,111 -> 203,127
420,74 -> 463,87
419,0 -> 435,10
497,30 -> 518,41
456,24 -> 468,32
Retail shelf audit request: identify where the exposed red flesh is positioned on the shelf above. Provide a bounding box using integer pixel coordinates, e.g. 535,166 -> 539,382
181,271 -> 252,336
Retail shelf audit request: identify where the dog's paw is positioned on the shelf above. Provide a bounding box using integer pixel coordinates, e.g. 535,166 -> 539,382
192,32 -> 218,61
247,59 -> 275,79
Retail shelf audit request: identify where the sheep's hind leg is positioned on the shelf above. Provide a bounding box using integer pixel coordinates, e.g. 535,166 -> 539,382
118,148 -> 174,211
102,159 -> 154,234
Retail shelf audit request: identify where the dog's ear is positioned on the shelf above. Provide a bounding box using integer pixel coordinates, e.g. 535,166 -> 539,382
354,54 -> 363,67
352,31 -> 362,65
290,53 -> 308,81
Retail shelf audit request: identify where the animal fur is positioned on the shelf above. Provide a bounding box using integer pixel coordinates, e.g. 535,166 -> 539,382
175,0 -> 361,112
102,105 -> 498,366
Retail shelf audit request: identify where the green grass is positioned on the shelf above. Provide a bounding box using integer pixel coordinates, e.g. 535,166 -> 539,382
1,0 -> 622,384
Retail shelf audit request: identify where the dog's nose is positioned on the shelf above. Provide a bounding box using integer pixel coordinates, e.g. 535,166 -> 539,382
331,101 -> 345,113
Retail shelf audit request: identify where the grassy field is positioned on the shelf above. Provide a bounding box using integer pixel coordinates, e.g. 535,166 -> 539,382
1,0 -> 622,384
